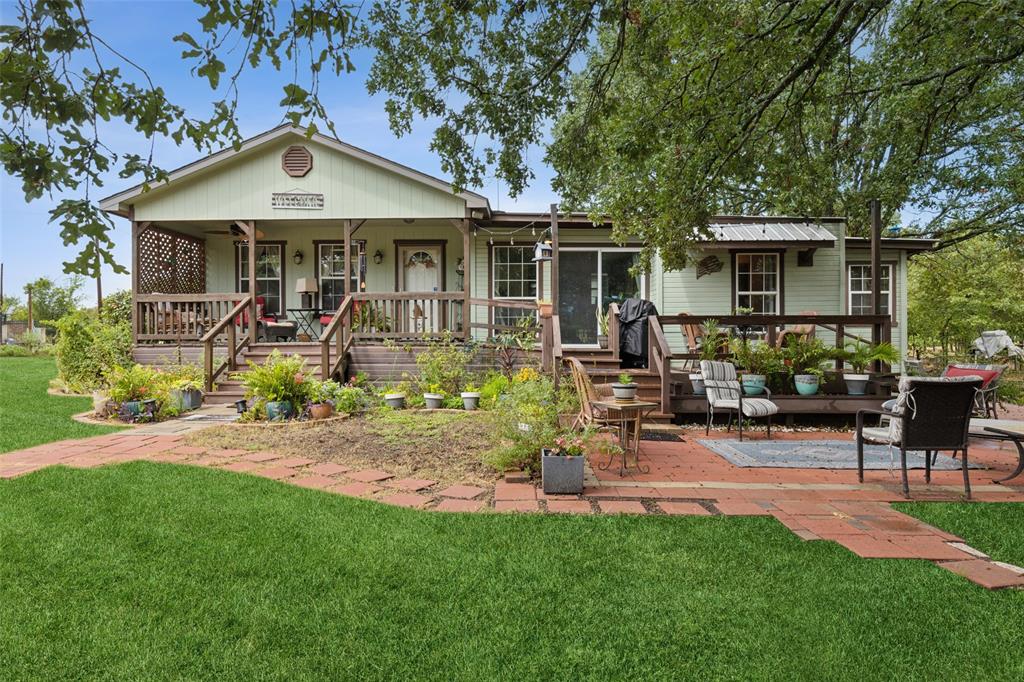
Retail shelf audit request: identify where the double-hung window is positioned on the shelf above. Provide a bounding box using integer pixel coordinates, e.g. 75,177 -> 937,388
735,253 -> 779,314
318,242 -> 365,312
492,245 -> 537,328
848,264 -> 892,315
237,243 -> 283,316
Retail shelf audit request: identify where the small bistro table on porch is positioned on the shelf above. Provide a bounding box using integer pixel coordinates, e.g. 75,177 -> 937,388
591,399 -> 659,477
286,308 -> 322,341
971,421 -> 1024,484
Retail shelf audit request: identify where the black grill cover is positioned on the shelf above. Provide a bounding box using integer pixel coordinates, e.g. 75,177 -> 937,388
617,298 -> 659,368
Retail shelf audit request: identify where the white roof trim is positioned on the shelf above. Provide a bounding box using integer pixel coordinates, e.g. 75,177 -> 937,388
99,124 -> 490,214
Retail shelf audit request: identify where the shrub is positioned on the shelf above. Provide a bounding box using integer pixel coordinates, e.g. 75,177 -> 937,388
54,310 -> 132,392
99,290 -> 132,326
730,339 -> 785,376
413,331 -> 476,397
305,379 -> 373,414
234,350 -> 311,415
0,344 -> 32,357
482,375 -> 560,474
106,364 -> 161,403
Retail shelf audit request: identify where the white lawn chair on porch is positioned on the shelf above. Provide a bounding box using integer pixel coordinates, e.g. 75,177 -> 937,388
700,360 -> 779,441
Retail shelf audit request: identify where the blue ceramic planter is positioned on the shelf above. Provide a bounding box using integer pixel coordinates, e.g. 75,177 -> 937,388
794,375 -> 820,396
122,401 -> 142,416
266,401 -> 293,421
741,374 -> 767,396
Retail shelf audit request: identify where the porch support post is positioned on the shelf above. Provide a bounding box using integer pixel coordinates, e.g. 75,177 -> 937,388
549,203 -> 559,312
236,220 -> 258,345
343,219 -> 352,297
869,199 -> 882,372
461,216 -> 471,339
130,211 -> 139,344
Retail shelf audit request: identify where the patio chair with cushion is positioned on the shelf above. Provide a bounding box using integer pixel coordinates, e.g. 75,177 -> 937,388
700,360 -> 779,441
566,357 -> 616,432
941,363 -> 1006,419
856,376 -> 981,499
236,296 -> 298,342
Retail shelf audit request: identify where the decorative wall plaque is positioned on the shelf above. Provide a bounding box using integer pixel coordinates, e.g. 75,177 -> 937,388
271,191 -> 324,209
696,254 -> 723,279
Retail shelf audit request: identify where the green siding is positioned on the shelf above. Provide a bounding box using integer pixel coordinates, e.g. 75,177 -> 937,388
133,137 -> 467,222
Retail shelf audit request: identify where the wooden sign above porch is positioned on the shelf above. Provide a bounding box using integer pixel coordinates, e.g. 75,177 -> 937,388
271,191 -> 324,210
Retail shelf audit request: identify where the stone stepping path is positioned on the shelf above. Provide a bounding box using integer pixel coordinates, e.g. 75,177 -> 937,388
3,432 -> 1023,590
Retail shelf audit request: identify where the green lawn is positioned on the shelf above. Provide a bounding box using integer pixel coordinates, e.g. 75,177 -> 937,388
0,356 -> 122,453
898,502 -> 1024,568
2,464 -> 1022,680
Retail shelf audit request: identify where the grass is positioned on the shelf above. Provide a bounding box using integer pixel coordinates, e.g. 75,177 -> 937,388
0,357 -> 122,453
189,409 -> 499,486
898,502 -> 1024,567
2,463 -> 1023,680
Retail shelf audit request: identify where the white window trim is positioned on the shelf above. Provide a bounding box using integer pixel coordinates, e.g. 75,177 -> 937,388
491,244 -> 538,328
559,246 -> 646,348
317,241 -> 365,311
734,252 -> 780,315
847,263 -> 893,316
237,243 -> 283,315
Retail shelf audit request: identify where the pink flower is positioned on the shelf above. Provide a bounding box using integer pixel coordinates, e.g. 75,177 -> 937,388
294,373 -> 304,384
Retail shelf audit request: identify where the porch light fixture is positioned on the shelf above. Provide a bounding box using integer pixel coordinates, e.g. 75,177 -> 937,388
532,240 -> 553,262
373,249 -> 384,265
292,249 -> 304,265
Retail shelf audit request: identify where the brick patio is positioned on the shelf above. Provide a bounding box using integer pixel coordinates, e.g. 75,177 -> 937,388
2,424 -> 1023,590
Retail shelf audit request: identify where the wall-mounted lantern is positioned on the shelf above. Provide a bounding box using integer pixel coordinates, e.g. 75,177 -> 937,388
292,249 -> 304,265
373,249 -> 384,265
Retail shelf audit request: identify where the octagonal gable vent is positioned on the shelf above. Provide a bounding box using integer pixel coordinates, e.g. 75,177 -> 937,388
281,145 -> 313,177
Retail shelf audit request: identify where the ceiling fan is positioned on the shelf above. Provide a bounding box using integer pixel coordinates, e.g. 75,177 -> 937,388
203,223 -> 265,240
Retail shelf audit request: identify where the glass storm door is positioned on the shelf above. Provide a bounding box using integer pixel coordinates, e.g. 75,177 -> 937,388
557,249 -> 643,346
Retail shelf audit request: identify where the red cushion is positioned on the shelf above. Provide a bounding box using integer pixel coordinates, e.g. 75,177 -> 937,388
319,315 -> 333,326
945,366 -> 999,387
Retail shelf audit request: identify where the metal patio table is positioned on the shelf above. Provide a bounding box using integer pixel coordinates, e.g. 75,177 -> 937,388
286,308 -> 322,341
970,420 -> 1024,484
591,399 -> 658,477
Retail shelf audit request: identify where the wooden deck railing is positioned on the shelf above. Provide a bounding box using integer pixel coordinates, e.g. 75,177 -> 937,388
200,296 -> 252,392
607,303 -> 621,360
319,295 -> 353,380
349,292 -> 466,339
648,316 -> 673,414
135,293 -> 241,342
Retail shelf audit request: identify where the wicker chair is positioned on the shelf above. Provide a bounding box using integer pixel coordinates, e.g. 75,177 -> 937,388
775,311 -> 817,348
700,360 -> 779,441
856,376 -> 981,499
566,357 -> 616,431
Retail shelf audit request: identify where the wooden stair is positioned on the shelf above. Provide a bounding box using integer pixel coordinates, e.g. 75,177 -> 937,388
205,343 -> 326,405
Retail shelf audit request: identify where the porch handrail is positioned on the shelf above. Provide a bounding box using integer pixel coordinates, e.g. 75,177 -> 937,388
135,292 -> 243,343
320,294 -> 354,380
648,316 -> 672,414
200,295 -> 252,392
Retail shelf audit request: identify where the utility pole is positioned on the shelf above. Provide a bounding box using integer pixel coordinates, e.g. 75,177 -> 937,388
27,284 -> 33,333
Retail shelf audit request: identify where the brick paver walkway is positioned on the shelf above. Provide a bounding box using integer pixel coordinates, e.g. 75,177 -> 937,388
3,426 -> 1023,590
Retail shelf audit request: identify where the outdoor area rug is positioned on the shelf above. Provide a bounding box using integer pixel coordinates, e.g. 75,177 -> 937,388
698,439 -> 982,470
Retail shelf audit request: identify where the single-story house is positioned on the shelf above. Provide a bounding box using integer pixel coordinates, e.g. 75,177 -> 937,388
100,124 -> 934,415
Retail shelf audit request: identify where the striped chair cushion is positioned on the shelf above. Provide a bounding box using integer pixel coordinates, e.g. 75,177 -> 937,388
699,360 -> 741,407
713,398 -> 779,418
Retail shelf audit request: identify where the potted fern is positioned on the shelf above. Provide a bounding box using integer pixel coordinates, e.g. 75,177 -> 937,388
838,341 -> 900,395
730,339 -> 784,396
781,337 -> 835,396
596,306 -> 610,349
234,350 -> 309,421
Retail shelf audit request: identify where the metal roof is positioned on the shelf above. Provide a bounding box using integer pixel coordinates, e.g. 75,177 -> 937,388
708,222 -> 836,243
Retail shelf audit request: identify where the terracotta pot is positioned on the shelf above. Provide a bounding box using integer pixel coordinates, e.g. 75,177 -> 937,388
308,403 -> 334,420
537,301 -> 553,317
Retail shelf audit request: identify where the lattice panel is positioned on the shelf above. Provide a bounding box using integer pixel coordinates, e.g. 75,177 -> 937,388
138,227 -> 206,294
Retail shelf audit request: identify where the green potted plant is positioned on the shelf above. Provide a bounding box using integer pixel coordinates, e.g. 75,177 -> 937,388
423,383 -> 445,409
730,339 -> 784,396
541,432 -> 587,494
612,372 -> 638,401
304,379 -> 338,420
838,341 -> 900,395
234,350 -> 309,421
167,365 -> 204,412
106,363 -> 158,418
461,382 -> 481,410
781,337 -> 835,396
596,306 -> 610,349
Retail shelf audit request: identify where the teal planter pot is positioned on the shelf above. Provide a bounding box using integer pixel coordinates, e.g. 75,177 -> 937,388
265,401 -> 293,421
122,401 -> 142,416
794,375 -> 820,396
741,374 -> 767,396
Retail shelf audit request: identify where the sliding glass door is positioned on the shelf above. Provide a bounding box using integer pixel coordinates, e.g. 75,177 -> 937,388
558,248 -> 643,346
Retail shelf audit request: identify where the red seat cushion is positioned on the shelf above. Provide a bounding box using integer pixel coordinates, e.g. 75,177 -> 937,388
319,315 -> 333,326
945,365 -> 999,387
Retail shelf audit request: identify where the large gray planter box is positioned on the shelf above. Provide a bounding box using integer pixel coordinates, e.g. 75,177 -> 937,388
169,388 -> 203,412
541,450 -> 585,495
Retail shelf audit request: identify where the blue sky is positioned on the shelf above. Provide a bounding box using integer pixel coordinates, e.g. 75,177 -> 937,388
0,0 -> 555,306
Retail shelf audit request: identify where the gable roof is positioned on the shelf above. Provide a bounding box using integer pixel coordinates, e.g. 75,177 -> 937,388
99,124 -> 490,216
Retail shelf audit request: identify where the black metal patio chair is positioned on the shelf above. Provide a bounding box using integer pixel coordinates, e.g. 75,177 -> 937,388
856,376 -> 981,499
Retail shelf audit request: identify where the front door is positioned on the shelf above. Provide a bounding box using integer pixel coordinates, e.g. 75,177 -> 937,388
399,245 -> 442,332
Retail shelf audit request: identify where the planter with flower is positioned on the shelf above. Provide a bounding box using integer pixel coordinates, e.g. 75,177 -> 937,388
234,350 -> 310,421
541,433 -> 587,494
781,337 -> 836,396
612,373 -> 638,401
730,338 -> 784,396
105,363 -> 163,421
836,341 -> 900,395
304,379 -> 338,420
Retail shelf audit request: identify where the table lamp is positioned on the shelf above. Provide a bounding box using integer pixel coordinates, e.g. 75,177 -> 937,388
295,277 -> 319,308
